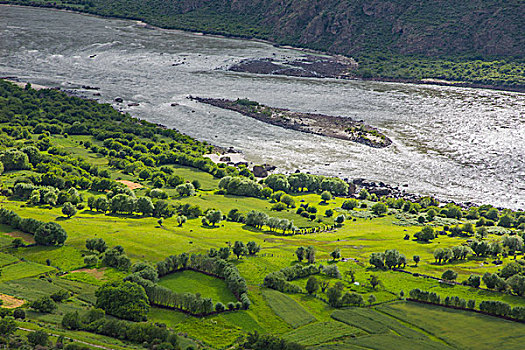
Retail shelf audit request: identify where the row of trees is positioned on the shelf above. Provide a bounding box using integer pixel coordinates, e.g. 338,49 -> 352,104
369,249 -> 407,269
408,288 -> 525,321
0,208 -> 67,245
155,252 -> 249,302
61,307 -> 179,348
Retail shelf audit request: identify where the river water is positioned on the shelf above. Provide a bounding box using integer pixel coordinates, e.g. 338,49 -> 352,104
1,6 -> 524,209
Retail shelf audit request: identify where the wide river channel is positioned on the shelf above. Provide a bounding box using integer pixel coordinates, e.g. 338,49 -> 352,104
1,6 -> 524,209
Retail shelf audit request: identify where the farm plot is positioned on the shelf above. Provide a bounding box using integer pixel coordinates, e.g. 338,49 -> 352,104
284,321 -> 365,346
378,301 -> 525,350
262,289 -> 316,328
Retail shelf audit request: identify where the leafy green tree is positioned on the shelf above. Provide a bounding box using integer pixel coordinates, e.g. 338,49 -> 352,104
247,241 -> 261,255
0,149 -> 31,171
280,194 -> 295,208
306,276 -> 320,295
442,269 -> 458,281
0,316 -> 16,337
371,202 -> 387,216
295,246 -> 305,262
413,255 -> 420,266
507,275 -> 525,296
384,249 -> 401,269
62,202 -> 77,218
370,275 -> 381,290
95,281 -> 149,321
334,214 -> 345,225
136,197 -> 154,216
414,226 -> 435,242
34,222 -> 67,246
62,311 -> 81,330
305,246 -> 316,264
176,215 -> 187,227
342,199 -> 358,210
176,183 -> 195,197
330,247 -> 341,261
369,252 -> 385,269
84,255 -> 98,267
233,241 -> 247,259
320,191 -> 332,202
367,294 -> 377,306
219,247 -> 230,260
463,274 -> 481,288
206,209 -> 223,226
86,237 -> 107,253
358,189 -> 369,200
30,296 -> 57,313
27,330 -> 49,347
326,286 -> 342,307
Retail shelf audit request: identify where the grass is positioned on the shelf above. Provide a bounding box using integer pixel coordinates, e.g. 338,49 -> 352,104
283,321 -> 365,346
159,270 -> 237,304
11,245 -> 85,271
0,261 -> 54,282
262,289 -> 316,328
378,301 -> 525,350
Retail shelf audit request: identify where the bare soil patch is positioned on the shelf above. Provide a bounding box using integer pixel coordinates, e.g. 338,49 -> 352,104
117,180 -> 143,190
69,267 -> 106,279
3,230 -> 36,244
0,293 -> 25,308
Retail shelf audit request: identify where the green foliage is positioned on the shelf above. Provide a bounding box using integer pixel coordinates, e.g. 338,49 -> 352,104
30,296 -> 58,313
95,281 -> 150,321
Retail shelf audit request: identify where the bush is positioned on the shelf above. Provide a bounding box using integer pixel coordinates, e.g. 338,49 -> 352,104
371,202 -> 387,216
30,296 -> 57,313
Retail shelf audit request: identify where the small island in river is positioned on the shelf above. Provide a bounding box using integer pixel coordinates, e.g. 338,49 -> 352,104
191,97 -> 392,148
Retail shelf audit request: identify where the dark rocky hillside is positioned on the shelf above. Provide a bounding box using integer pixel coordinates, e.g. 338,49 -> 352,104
83,0 -> 524,58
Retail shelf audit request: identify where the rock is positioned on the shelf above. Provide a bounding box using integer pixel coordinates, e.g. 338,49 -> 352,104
170,103 -> 179,107
114,97 -> 123,103
128,102 -> 140,107
252,165 -> 268,178
219,156 -> 231,162
93,93 -> 101,96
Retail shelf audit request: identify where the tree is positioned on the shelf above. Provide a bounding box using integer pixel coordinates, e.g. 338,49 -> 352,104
384,249 -> 401,269
176,215 -> 187,227
30,296 -> 57,313
367,294 -> 377,306
84,255 -> 98,267
13,308 -> 25,320
305,246 -> 316,264
326,286 -> 342,307
502,234 -> 523,255
507,275 -> 525,296
345,268 -> 355,283
330,247 -> 341,261
27,330 -> 49,347
369,252 -> 385,269
414,226 -> 435,242
370,275 -> 381,290
320,280 -> 330,292
306,276 -> 320,294
320,191 -> 332,203
95,281 -> 149,321
334,214 -> 345,226
247,241 -> 261,255
219,247 -> 230,260
136,197 -> 155,216
463,274 -> 481,288
0,149 -> 30,171
34,222 -> 67,246
86,237 -> 107,253
206,209 -> 223,227
441,269 -> 458,282
358,189 -> 369,200
295,246 -> 305,262
176,183 -> 195,197
342,199 -> 358,210
413,255 -> 420,267
371,202 -> 387,216
280,194 -> 295,208
233,241 -> 247,259
62,202 -> 77,218
62,311 -> 82,330
0,316 -> 16,337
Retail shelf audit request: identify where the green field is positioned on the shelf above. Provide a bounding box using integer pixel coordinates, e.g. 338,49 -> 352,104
1,79 -> 524,350
262,289 -> 316,328
378,301 -> 525,350
158,270 -> 237,304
